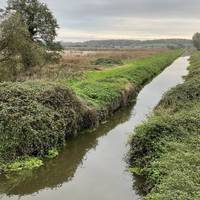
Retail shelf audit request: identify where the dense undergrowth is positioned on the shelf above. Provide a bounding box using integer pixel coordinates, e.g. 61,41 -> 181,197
0,49 -> 182,172
129,51 -> 200,200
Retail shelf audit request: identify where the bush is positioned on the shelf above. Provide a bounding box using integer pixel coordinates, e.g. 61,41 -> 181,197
0,81 -> 87,163
93,58 -> 123,66
0,13 -> 49,81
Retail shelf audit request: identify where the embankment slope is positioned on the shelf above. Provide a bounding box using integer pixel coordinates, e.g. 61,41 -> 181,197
130,51 -> 200,199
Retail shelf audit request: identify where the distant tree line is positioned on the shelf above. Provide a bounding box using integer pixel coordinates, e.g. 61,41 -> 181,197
62,39 -> 193,49
0,0 -> 62,81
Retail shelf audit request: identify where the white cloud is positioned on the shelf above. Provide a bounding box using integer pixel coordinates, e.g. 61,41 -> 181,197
57,17 -> 198,41
1,0 -> 199,41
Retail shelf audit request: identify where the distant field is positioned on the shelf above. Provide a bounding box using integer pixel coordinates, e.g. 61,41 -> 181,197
18,48 -> 169,81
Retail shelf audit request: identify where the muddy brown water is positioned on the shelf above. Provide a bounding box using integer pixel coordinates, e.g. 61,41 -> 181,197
0,56 -> 189,200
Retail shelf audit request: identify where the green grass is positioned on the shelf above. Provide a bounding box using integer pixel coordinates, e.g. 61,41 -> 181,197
66,50 -> 182,108
0,49 -> 182,172
129,51 -> 200,200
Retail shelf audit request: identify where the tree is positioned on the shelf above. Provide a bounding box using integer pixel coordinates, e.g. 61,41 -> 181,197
6,0 -> 60,49
0,12 -> 47,80
0,0 -> 63,81
192,33 -> 200,50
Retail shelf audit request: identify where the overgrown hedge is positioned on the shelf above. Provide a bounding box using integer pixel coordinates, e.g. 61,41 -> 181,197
0,82 -> 93,163
129,51 -> 200,200
0,49 -> 182,171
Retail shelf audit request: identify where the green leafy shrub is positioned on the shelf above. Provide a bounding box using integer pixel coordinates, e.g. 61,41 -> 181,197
0,81 -> 88,164
93,58 -> 123,66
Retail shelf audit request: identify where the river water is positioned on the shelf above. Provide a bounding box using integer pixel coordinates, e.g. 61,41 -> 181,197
0,56 -> 189,200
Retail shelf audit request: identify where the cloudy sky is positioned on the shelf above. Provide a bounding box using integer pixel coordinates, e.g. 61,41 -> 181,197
1,0 -> 200,41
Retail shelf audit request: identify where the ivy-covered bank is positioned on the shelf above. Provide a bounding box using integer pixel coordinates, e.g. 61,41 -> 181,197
129,51 -> 200,200
0,50 -> 182,173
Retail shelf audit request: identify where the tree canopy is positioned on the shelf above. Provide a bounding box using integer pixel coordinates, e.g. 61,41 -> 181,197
0,0 -> 62,81
7,0 -> 59,47
0,12 -> 47,80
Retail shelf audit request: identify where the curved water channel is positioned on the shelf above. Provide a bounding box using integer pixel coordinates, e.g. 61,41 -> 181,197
0,56 -> 189,200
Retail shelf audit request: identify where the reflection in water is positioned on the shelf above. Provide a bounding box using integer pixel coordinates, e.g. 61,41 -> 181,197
0,56 -> 189,200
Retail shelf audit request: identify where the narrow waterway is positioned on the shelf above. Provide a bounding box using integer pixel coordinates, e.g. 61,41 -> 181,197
0,56 -> 189,200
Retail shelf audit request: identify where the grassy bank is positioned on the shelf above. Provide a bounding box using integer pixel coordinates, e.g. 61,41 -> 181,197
129,51 -> 200,199
66,50 -> 182,108
0,49 -> 182,172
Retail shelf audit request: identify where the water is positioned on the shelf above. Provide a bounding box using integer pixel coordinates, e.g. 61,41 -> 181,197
0,56 -> 189,200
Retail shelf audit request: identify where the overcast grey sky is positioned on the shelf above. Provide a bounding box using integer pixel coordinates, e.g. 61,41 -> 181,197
0,0 -> 200,41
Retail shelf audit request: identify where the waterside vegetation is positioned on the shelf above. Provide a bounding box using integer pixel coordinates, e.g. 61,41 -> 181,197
0,49 -> 182,173
129,51 -> 200,200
